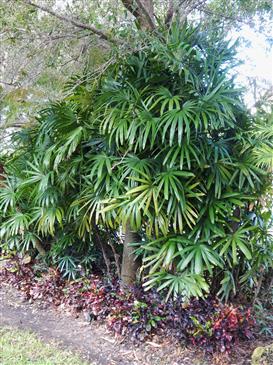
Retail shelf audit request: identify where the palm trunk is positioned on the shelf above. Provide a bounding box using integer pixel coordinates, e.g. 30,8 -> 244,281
34,239 -> 46,256
121,223 -> 140,287
119,0 -> 153,288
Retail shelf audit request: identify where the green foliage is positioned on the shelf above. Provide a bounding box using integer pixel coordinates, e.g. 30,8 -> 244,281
0,23 -> 272,301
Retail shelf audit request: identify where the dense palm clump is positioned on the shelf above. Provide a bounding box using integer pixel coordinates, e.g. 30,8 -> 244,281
0,24 -> 272,301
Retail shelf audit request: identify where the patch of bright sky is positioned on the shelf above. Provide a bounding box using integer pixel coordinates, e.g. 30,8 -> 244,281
55,0 -> 73,9
232,23 -> 273,108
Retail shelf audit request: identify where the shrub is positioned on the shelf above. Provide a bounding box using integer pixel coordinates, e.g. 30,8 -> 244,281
0,23 -> 272,300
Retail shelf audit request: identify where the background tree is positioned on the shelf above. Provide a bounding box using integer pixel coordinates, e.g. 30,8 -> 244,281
1,0 -> 272,129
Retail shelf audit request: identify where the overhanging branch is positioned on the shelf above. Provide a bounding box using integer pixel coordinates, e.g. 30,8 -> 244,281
198,7 -> 248,25
21,0 -> 118,44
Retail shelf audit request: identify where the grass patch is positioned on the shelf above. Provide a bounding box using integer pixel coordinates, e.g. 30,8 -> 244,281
0,326 -> 90,365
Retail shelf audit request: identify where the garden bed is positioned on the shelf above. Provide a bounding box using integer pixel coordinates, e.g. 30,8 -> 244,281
0,256 -> 267,364
0,255 -> 271,365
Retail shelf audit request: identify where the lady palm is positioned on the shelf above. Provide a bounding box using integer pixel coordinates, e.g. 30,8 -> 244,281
1,24 -> 272,300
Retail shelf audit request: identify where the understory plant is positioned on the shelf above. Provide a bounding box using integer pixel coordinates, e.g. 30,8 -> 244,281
0,23 -> 272,302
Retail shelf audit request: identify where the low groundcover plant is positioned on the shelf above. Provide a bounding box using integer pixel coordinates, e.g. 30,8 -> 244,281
0,255 -> 256,354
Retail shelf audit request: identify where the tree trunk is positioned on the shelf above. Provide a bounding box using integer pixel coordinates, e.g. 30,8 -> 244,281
34,239 -> 46,256
121,223 -> 140,287
119,1 -> 154,288
121,0 -> 155,30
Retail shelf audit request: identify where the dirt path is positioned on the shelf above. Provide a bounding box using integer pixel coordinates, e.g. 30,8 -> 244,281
0,285 -> 202,365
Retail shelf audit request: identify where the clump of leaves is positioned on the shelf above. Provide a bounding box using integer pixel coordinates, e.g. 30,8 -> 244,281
0,254 -> 36,295
163,297 -> 255,353
29,269 -> 65,306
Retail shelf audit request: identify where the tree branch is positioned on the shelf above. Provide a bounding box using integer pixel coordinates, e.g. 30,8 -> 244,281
176,0 -> 208,20
21,0 -> 117,44
165,0 -> 174,26
196,4 -> 248,25
0,123 -> 26,129
0,80 -> 20,87
189,0 -> 209,13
